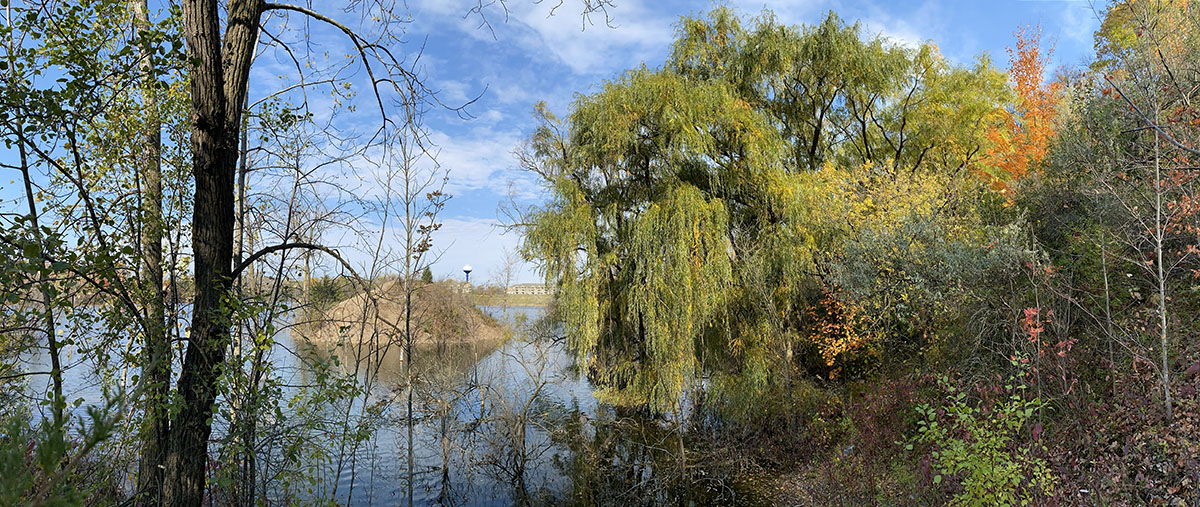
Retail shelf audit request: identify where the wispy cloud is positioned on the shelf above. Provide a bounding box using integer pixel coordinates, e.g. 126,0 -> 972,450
858,1 -> 943,49
314,211 -> 536,283
412,0 -> 676,77
730,0 -> 831,25
503,0 -> 675,76
425,127 -> 523,195
1054,1 -> 1102,66
430,216 -> 531,281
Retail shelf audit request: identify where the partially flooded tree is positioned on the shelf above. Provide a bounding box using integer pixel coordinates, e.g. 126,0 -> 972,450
478,332 -> 559,504
518,8 -> 1008,421
389,89 -> 449,507
491,245 -> 522,319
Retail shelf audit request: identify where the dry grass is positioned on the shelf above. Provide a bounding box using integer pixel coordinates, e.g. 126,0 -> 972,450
305,280 -> 504,347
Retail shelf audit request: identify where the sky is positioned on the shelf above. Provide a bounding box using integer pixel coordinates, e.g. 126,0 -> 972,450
0,0 -> 1110,287
393,0 -> 1108,284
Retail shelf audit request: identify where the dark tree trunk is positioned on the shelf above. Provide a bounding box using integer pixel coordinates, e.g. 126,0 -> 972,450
164,0 -> 261,503
132,0 -> 169,503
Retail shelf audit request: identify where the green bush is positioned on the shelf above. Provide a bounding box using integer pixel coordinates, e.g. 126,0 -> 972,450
0,403 -> 119,505
909,362 -> 1056,505
308,276 -> 342,309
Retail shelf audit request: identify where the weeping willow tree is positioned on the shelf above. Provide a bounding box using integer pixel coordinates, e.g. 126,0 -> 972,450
520,7 -> 1014,417
521,68 -> 785,413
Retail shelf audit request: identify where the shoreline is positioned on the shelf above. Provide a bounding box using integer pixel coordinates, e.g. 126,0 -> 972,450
470,293 -> 553,307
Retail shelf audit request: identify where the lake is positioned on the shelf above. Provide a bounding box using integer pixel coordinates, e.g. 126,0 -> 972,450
21,305 -> 767,505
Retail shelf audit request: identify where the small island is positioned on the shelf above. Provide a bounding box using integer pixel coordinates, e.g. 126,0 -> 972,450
306,279 -> 506,351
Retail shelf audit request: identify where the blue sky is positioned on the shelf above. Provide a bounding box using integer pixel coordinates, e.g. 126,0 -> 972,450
401,0 -> 1106,284
0,0 -> 1108,286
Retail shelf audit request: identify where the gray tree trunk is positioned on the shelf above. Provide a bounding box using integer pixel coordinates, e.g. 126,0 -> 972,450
131,0 -> 170,502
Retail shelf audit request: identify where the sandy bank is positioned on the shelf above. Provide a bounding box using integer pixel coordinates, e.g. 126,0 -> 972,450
303,279 -> 504,349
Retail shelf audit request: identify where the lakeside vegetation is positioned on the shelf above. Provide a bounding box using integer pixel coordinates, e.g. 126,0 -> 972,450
0,0 -> 1198,505
511,3 -> 1200,504
471,291 -> 554,308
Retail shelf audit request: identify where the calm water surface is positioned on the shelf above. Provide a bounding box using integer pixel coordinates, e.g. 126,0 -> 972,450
23,305 -> 766,505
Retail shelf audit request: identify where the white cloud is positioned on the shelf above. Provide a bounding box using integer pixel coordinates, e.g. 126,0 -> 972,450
319,212 -> 535,283
516,1 -> 670,75
428,216 -> 535,283
424,127 -> 523,195
312,213 -> 537,283
714,1 -> 937,50
1055,1 -> 1101,63
730,0 -> 831,26
480,109 -> 505,123
312,124 -> 525,201
859,1 -> 941,49
432,78 -> 475,105
488,79 -> 541,106
454,0 -> 676,76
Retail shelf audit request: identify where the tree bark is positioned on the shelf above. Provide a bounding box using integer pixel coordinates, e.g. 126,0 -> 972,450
1154,126 -> 1173,423
131,1 -> 169,503
164,0 -> 261,503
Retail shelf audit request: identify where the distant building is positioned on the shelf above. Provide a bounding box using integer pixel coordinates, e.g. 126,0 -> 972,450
446,280 -> 472,294
506,283 -> 550,296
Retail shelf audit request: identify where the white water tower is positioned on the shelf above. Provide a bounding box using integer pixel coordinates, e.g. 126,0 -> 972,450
462,264 -> 472,283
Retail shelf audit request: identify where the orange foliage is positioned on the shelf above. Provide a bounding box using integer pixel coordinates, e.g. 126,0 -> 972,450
805,289 -> 873,377
979,26 -> 1063,193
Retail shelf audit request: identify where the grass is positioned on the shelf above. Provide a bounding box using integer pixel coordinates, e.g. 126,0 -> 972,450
471,293 -> 553,307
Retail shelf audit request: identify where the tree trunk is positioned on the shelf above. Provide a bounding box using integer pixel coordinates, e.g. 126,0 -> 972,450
406,284 -> 415,507
132,1 -> 170,503
6,0 -> 65,464
164,0 -> 261,503
1099,218 -> 1116,399
1154,127 -> 1173,423
19,134 -> 66,458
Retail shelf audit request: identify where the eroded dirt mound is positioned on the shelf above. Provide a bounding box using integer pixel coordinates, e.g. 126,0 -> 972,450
308,280 -> 503,348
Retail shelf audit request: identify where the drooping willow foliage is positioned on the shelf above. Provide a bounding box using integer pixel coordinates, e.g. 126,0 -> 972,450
521,8 -> 1022,417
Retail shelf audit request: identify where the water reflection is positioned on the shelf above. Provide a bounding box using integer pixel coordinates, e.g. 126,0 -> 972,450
290,305 -> 593,505
21,305 -> 768,505
297,305 -> 767,506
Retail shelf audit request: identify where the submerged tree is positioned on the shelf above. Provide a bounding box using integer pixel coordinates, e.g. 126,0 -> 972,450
518,8 -> 1012,418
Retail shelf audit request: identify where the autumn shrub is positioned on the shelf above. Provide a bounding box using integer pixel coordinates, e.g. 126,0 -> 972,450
765,373 -> 940,506
838,373 -> 936,502
847,373 -> 928,465
798,383 -> 852,452
832,206 -> 1027,374
909,363 -> 1056,506
707,370 -> 846,463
